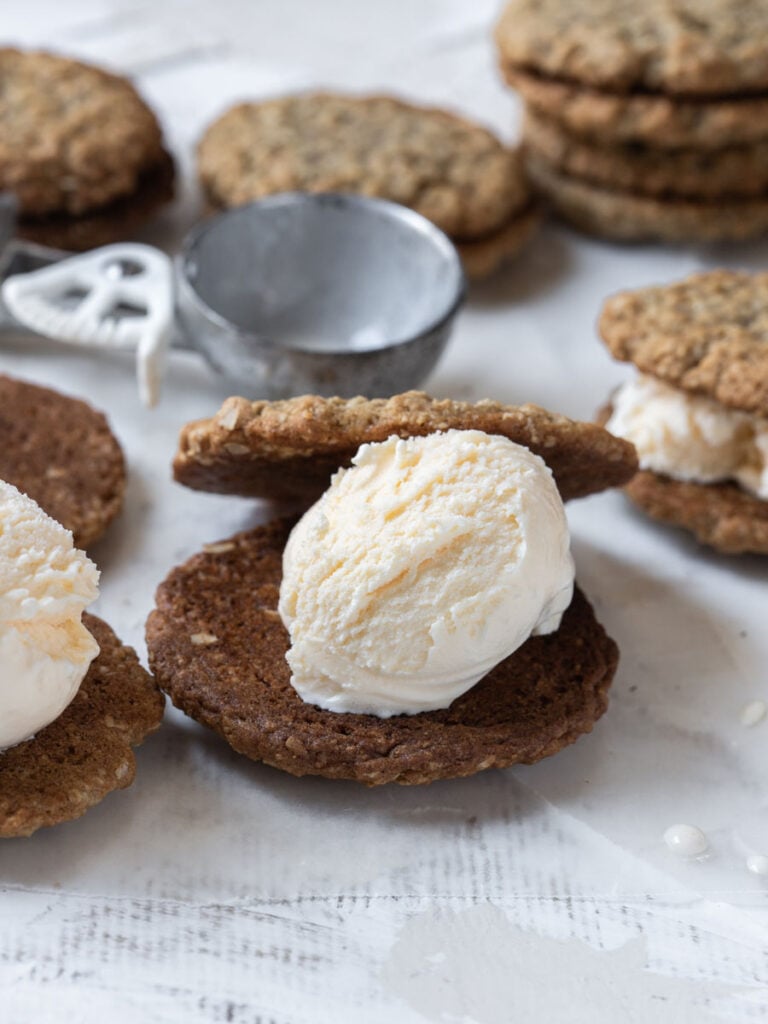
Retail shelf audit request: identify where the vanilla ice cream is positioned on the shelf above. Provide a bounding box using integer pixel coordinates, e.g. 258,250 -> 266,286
278,430 -> 575,717
606,373 -> 768,499
0,481 -> 100,749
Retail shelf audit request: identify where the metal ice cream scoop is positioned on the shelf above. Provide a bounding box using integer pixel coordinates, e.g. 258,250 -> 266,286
0,192 -> 465,407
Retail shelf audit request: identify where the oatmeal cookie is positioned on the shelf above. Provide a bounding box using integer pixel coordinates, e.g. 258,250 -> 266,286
599,271 -> 768,416
0,48 -> 167,217
496,0 -> 768,97
173,390 -> 638,503
0,375 -> 126,547
524,110 -> 768,200
198,93 -> 529,242
503,67 -> 768,150
146,519 -> 617,785
0,614 -> 164,837
527,154 -> 768,243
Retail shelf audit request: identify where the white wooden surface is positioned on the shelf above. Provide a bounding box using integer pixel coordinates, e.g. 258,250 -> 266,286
1,2 -> 768,1021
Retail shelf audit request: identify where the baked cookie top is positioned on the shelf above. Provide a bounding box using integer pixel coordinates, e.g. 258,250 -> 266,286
146,519 -> 617,785
198,93 -> 528,240
0,614 -> 164,837
0,48 -> 165,217
496,0 -> 768,97
600,272 -> 768,416
0,375 -> 126,547
173,391 -> 638,503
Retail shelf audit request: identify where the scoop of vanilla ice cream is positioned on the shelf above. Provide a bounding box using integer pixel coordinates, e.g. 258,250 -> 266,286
278,430 -> 575,717
0,481 -> 100,749
606,373 -> 768,499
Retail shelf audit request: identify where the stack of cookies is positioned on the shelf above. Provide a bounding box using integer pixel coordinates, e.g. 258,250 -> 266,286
496,0 -> 768,242
1,48 -> 174,250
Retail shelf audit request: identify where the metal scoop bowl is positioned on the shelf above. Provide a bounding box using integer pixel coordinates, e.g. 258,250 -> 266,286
0,192 -> 465,405
177,193 -> 465,399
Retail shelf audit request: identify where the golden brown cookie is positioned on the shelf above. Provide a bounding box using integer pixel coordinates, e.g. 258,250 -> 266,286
199,93 -> 526,240
146,519 -> 617,785
599,271 -> 768,416
503,66 -> 768,150
524,110 -> 768,200
15,151 -> 175,252
0,375 -> 126,547
0,614 -> 164,837
173,391 -> 638,504
623,471 -> 768,554
198,93 -> 536,273
496,0 -> 768,97
526,154 -> 768,242
0,48 -> 174,250
0,48 -> 166,217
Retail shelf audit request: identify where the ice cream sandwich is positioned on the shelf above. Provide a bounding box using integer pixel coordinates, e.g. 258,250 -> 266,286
147,392 -> 636,785
598,271 -> 768,554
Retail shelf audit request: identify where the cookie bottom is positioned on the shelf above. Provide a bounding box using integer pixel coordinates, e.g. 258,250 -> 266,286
527,154 -> 768,242
0,374 -> 126,548
503,66 -> 768,150
147,518 -> 618,786
456,206 -> 540,278
0,614 -> 165,838
624,471 -> 768,555
15,149 -> 175,251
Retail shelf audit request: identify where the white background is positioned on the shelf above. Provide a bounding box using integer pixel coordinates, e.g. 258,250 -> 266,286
1,1 -> 767,1021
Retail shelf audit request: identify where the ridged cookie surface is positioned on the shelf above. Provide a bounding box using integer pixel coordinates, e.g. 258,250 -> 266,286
600,271 -> 768,415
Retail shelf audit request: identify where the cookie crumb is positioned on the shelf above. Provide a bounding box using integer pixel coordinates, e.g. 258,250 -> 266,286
741,700 -> 767,727
190,632 -> 218,645
746,853 -> 768,876
217,405 -> 240,430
